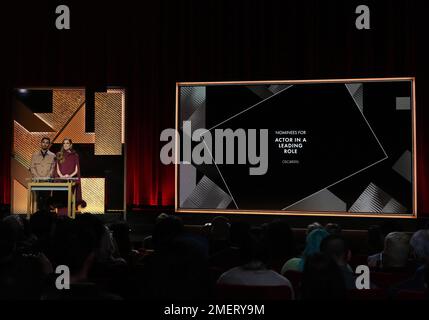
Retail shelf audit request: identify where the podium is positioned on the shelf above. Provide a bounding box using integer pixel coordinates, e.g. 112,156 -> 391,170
27,178 -> 77,219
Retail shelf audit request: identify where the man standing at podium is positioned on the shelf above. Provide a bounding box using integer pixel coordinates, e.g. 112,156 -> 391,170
30,137 -> 56,210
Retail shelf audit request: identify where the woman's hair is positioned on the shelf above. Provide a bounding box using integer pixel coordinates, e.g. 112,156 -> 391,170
299,228 -> 330,271
56,138 -> 73,164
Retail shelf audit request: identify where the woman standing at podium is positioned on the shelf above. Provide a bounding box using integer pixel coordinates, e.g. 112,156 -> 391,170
54,138 -> 85,209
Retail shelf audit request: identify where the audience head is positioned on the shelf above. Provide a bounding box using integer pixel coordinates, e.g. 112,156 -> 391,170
95,225 -> 119,263
53,219 -> 97,279
30,210 -> 56,239
299,228 -> 330,271
2,215 -> 25,243
229,221 -> 251,248
241,227 -> 268,265
263,219 -> 295,261
209,216 -> 230,241
325,223 -> 342,235
410,229 -> 429,264
320,234 -> 350,267
109,222 -> 132,260
306,222 -> 323,235
301,252 -> 347,300
152,215 -> 184,251
156,212 -> 169,222
75,214 -> 105,248
382,232 -> 410,268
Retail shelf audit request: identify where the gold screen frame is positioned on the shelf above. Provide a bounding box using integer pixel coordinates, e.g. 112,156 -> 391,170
175,77 -> 417,219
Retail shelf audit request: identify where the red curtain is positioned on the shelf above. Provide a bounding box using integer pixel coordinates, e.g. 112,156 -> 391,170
0,90 -> 11,205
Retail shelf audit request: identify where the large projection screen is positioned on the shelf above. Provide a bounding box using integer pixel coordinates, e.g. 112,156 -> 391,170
176,78 -> 416,218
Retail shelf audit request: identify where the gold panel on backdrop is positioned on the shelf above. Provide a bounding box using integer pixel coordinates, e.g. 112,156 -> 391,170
80,178 -> 105,214
95,92 -> 123,155
13,179 -> 28,214
35,89 -> 85,132
107,89 -> 126,144
13,121 -> 56,169
53,103 -> 95,144
14,99 -> 55,132
11,158 -> 31,187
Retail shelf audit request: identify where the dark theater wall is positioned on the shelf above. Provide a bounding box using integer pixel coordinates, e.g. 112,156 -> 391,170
0,1 -> 428,216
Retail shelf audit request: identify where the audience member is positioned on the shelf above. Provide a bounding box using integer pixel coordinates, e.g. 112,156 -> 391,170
306,222 -> 324,235
217,231 -> 294,298
138,216 -> 210,300
208,216 -> 231,255
43,217 -> 121,300
320,234 -> 356,289
262,220 -> 295,272
389,229 -> 429,295
208,221 -> 251,272
0,219 -> 51,299
301,252 -> 347,300
325,223 -> 342,235
281,228 -> 329,273
142,212 -> 170,250
367,232 -> 411,271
